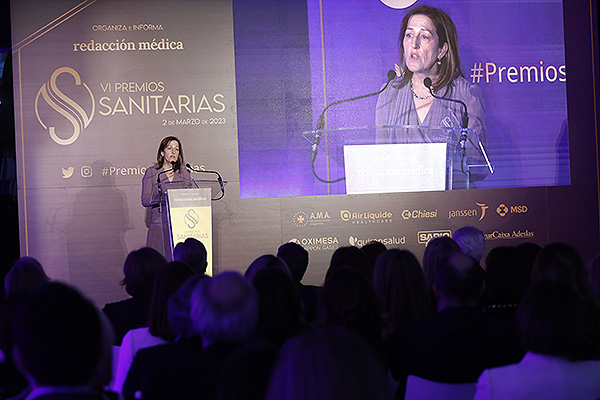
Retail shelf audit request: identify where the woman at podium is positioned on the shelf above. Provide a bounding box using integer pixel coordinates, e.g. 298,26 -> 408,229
141,136 -> 192,254
375,5 -> 488,186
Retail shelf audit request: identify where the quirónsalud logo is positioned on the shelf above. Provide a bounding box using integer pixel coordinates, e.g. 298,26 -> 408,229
35,67 -> 95,146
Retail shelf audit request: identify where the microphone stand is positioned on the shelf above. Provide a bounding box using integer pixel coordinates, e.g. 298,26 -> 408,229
311,70 -> 397,184
185,163 -> 225,200
424,77 -> 470,188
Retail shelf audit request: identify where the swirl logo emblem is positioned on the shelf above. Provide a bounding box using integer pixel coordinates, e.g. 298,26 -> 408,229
184,209 -> 200,229
35,67 -> 95,146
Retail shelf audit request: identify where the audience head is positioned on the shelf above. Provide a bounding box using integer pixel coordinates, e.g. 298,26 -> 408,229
326,246 -> 372,282
216,342 -> 279,400
422,236 -> 461,289
265,327 -> 390,400
372,249 -> 434,335
244,254 -> 291,282
453,225 -> 485,262
121,247 -> 167,299
532,243 -> 588,291
433,252 -> 485,307
251,268 -> 305,346
588,253 -> 600,304
360,241 -> 387,269
4,257 -> 50,296
11,282 -> 104,387
147,261 -> 195,342
173,238 -> 208,274
319,266 -> 382,350
167,274 -> 210,340
517,242 -> 541,276
276,242 -> 309,283
517,280 -> 593,360
483,246 -> 531,306
191,271 -> 259,345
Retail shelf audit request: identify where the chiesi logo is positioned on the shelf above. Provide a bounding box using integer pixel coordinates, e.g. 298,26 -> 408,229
35,67 -> 95,145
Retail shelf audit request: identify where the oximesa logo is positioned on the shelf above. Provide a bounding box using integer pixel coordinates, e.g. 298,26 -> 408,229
35,67 -> 95,146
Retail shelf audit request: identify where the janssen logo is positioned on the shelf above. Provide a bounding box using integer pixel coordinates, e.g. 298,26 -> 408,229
447,202 -> 489,221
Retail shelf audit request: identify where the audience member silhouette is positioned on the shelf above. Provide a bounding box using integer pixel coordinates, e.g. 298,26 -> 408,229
265,327 -> 391,400
215,341 -> 279,400
11,282 -> 112,400
112,261 -> 195,393
361,240 -> 388,269
0,291 -> 30,398
251,268 -> 308,347
481,246 -> 531,321
453,225 -> 486,263
122,274 -> 208,400
277,242 -> 320,323
244,254 -> 291,282
318,266 -> 384,357
517,242 -> 541,277
173,238 -> 208,275
326,246 -> 372,282
0,258 -> 50,399
103,247 -> 166,345
474,280 -> 600,400
588,253 -> 600,304
531,242 -> 600,358
4,256 -> 50,297
421,236 -> 461,290
387,252 -> 523,399
372,249 -> 435,337
143,271 -> 259,400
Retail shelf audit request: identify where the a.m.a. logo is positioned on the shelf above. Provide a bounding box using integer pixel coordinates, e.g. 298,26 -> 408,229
35,67 -> 95,145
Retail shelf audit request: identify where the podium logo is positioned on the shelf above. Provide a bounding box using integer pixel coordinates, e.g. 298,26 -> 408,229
184,209 -> 199,229
35,67 -> 95,146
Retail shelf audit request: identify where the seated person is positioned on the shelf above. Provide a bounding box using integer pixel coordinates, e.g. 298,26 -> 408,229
387,252 -> 524,398
474,280 -> 600,400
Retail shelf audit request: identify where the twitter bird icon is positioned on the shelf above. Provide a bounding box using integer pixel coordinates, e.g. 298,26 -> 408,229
62,167 -> 74,178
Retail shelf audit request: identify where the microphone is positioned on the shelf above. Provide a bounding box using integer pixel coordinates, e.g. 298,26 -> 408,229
186,163 -> 225,200
311,70 -> 397,165
156,161 -> 176,183
424,77 -> 468,128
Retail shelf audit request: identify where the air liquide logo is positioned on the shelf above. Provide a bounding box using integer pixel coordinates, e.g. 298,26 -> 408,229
35,67 -> 95,145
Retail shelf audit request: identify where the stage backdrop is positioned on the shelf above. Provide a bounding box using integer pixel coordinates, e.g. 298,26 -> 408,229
11,0 -> 599,307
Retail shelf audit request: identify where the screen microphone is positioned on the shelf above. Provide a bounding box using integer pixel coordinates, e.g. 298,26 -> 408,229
311,69 -> 396,164
424,77 -> 468,128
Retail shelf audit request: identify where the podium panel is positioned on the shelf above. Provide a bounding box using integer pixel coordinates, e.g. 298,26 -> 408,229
344,143 -> 448,194
166,188 -> 213,275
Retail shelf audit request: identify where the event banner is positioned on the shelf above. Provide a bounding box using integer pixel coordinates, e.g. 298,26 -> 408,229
12,0 -> 238,304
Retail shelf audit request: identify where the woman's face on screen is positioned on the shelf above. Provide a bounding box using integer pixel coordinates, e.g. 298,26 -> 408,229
403,14 -> 447,78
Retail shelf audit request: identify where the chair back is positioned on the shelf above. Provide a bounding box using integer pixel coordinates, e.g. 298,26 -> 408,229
404,375 -> 476,400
